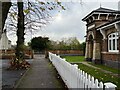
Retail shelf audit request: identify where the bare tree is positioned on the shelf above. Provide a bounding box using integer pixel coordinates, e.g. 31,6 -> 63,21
6,0 -> 65,69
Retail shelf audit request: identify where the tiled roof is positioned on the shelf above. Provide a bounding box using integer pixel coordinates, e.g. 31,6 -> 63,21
82,7 -> 120,21
93,7 -> 120,13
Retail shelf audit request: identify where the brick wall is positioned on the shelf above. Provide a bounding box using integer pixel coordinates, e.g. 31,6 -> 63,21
102,52 -> 119,61
48,50 -> 84,55
0,49 -> 34,59
101,52 -> 120,69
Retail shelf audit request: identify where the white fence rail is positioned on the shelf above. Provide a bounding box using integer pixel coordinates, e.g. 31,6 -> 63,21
49,52 -> 117,90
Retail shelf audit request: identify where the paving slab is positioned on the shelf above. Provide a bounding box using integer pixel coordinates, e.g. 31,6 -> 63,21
16,54 -> 67,89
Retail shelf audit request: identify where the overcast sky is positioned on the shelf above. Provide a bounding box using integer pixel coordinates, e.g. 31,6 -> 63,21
7,0 -> 120,45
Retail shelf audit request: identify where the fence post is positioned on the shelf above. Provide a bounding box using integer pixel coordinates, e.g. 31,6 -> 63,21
48,52 -> 117,90
99,82 -> 103,90
104,82 -> 117,90
88,74 -> 91,89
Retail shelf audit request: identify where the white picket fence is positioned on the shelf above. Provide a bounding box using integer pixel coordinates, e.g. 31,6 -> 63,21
49,52 -> 117,89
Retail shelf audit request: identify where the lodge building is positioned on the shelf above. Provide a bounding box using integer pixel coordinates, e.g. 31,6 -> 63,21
82,7 -> 120,69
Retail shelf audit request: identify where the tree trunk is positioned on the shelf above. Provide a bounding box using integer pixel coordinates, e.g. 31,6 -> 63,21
2,2 -> 11,30
16,0 -> 25,60
0,1 -> 11,39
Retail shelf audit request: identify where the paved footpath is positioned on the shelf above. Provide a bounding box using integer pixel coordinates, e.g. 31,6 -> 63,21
17,54 -> 67,89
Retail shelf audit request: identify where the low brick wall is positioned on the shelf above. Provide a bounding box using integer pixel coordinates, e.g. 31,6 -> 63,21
0,49 -> 34,59
48,50 -> 84,55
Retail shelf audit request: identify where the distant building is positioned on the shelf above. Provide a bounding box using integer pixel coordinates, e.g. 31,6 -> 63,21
0,29 -> 11,50
82,7 -> 120,69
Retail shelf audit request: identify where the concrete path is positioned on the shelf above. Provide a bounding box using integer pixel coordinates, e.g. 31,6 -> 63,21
17,54 -> 66,89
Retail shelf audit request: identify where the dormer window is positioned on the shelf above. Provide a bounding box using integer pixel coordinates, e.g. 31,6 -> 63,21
108,32 -> 119,52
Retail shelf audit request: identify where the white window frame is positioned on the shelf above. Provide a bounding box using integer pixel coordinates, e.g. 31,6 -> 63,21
108,32 -> 119,52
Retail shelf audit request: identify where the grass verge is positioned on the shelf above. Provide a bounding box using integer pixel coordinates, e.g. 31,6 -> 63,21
63,55 -> 119,74
77,63 -> 120,89
61,55 -> 120,89
88,62 -> 120,74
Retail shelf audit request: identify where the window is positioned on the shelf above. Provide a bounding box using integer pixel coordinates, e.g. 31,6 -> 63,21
108,32 -> 119,52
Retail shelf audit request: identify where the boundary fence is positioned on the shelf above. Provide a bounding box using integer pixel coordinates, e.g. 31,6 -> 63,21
49,52 -> 117,89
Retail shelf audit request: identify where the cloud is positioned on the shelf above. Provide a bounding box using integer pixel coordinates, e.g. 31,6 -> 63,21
32,1 -> 118,43
8,1 -> 119,45
30,3 -> 86,43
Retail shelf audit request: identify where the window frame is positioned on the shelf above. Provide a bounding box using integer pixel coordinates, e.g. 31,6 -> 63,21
108,32 -> 119,52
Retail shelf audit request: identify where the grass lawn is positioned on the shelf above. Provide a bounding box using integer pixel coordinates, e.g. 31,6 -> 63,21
88,62 -> 120,74
62,55 -> 119,74
62,55 -> 120,89
61,56 -> 85,62
77,63 -> 120,89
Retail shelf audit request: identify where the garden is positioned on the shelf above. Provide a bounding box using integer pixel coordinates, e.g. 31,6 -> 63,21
62,55 -> 120,89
